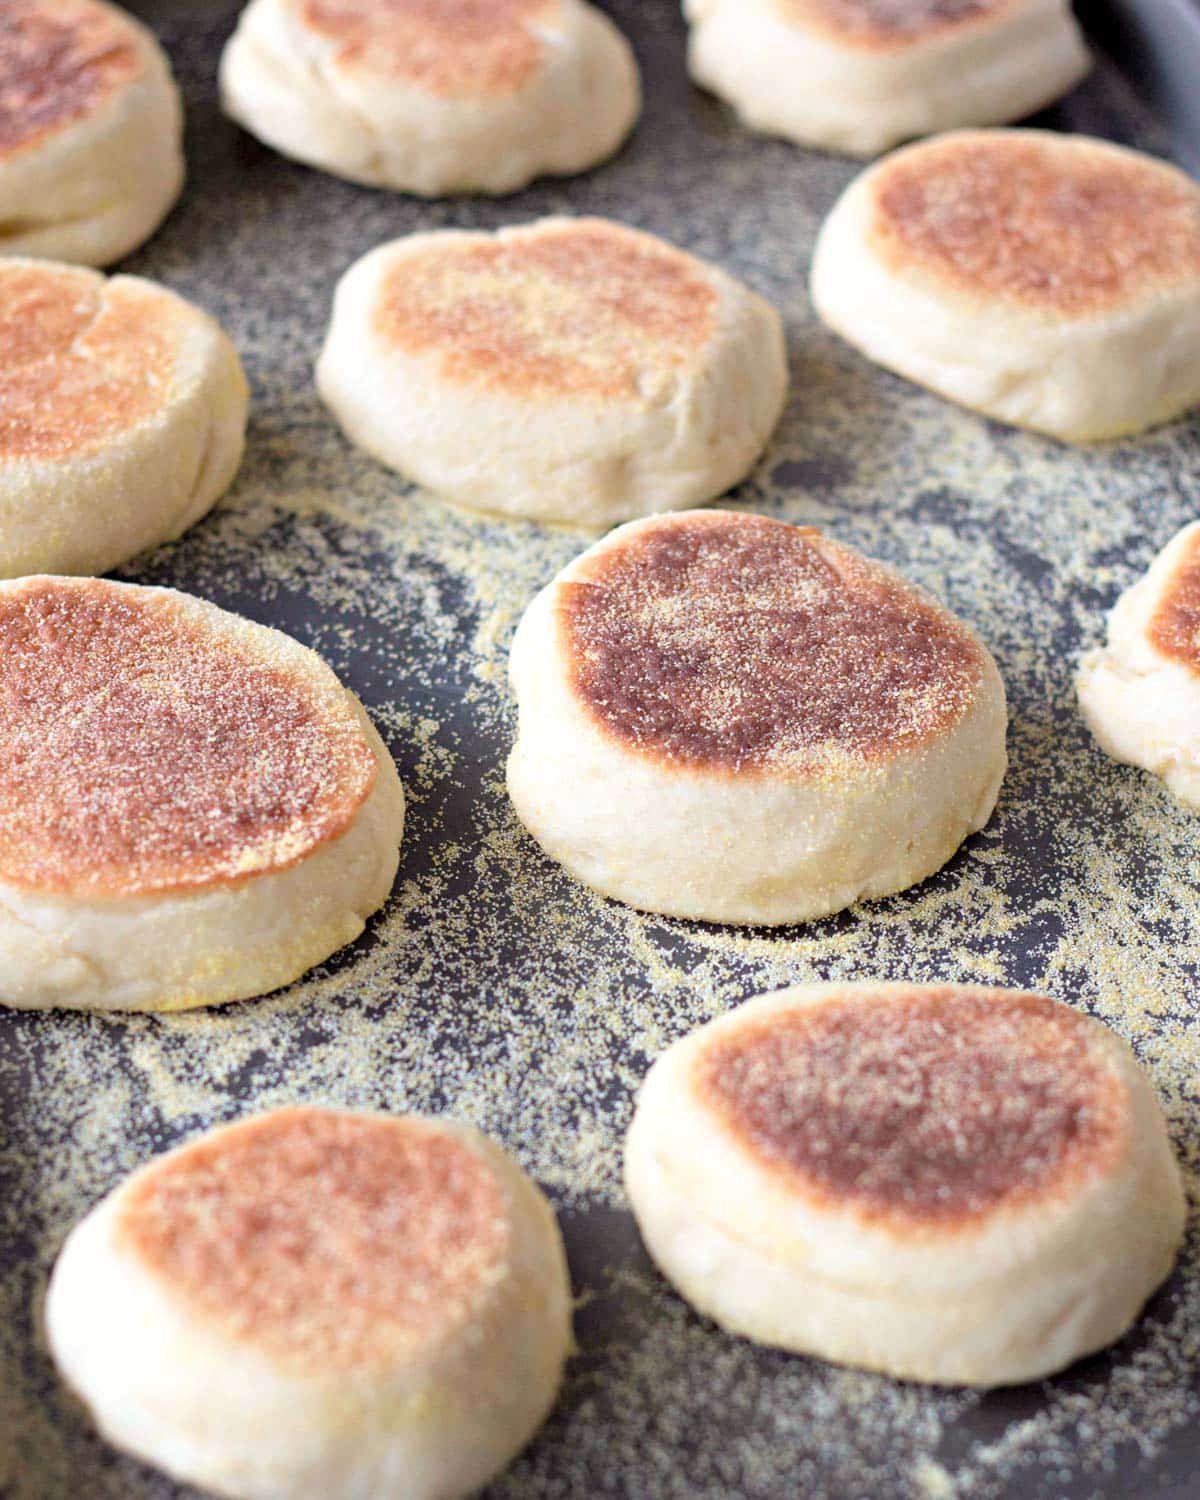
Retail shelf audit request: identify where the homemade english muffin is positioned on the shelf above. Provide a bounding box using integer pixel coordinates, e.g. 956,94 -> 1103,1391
811,129 -> 1200,441
219,0 -> 639,195
317,218 -> 787,526
0,576 -> 404,1011
625,982 -> 1185,1385
0,258 -> 247,577
0,0 -> 183,264
507,510 -> 1006,924
1078,521 -> 1200,808
47,1106 -> 572,1500
684,0 -> 1088,157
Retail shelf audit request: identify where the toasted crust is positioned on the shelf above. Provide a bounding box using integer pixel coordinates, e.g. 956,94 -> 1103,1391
780,0 -> 1015,52
298,0 -> 557,97
116,1109 -> 510,1374
372,219 -> 719,402
558,511 -> 989,776
1149,528 -> 1200,674
868,132 -> 1200,316
0,262 -> 185,464
695,986 -> 1128,1230
0,0 -> 143,158
0,577 -> 378,899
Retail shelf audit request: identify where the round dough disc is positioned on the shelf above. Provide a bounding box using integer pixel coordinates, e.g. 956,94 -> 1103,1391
0,0 -> 184,265
0,257 -> 248,577
219,0 -> 640,195
684,0 -> 1088,157
317,217 -> 787,526
625,982 -> 1185,1385
1078,520 -> 1200,808
48,1106 -> 572,1499
811,129 -> 1200,441
0,575 -> 405,1011
507,509 -> 1006,924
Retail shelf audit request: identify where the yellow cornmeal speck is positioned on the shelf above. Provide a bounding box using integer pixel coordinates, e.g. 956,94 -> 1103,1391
2,17 -> 1199,1500
914,1456 -> 958,1498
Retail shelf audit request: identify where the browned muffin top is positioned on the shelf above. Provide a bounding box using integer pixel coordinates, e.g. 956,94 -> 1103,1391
560,511 -> 990,776
0,578 -> 378,897
118,1109 -> 511,1372
373,219 -> 718,402
0,0 -> 143,158
0,263 -> 185,463
869,133 -> 1200,316
781,0 -> 1011,51
1148,527 -> 1200,674
300,0 -> 557,97
696,986 -> 1128,1230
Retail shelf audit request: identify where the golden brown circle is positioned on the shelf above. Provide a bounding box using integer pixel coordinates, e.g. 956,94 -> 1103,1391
559,512 -> 990,776
372,220 -> 719,401
781,0 -> 1012,51
0,0 -> 143,158
0,578 -> 378,898
0,263 -> 183,464
1148,529 -> 1200,675
300,0 -> 556,97
869,133 -> 1200,316
117,1109 -> 510,1373
697,986 -> 1128,1228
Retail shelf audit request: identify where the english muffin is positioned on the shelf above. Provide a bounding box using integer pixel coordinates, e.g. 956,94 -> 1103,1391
684,0 -> 1088,156
317,218 -> 787,526
507,510 -> 1006,924
1078,521 -> 1200,808
626,982 -> 1185,1385
0,0 -> 183,264
219,0 -> 639,195
0,577 -> 405,1011
47,1106 -> 571,1500
0,258 -> 247,577
811,129 -> 1200,440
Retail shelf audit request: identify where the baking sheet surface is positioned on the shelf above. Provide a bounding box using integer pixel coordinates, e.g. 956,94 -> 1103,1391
2,4 -> 1199,1496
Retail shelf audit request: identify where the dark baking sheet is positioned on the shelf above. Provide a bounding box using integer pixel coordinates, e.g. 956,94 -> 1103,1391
3,3 -> 1200,1497
1082,0 -> 1200,172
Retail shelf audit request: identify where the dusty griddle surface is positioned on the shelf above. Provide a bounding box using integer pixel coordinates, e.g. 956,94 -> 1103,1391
1,3 -> 1199,1497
